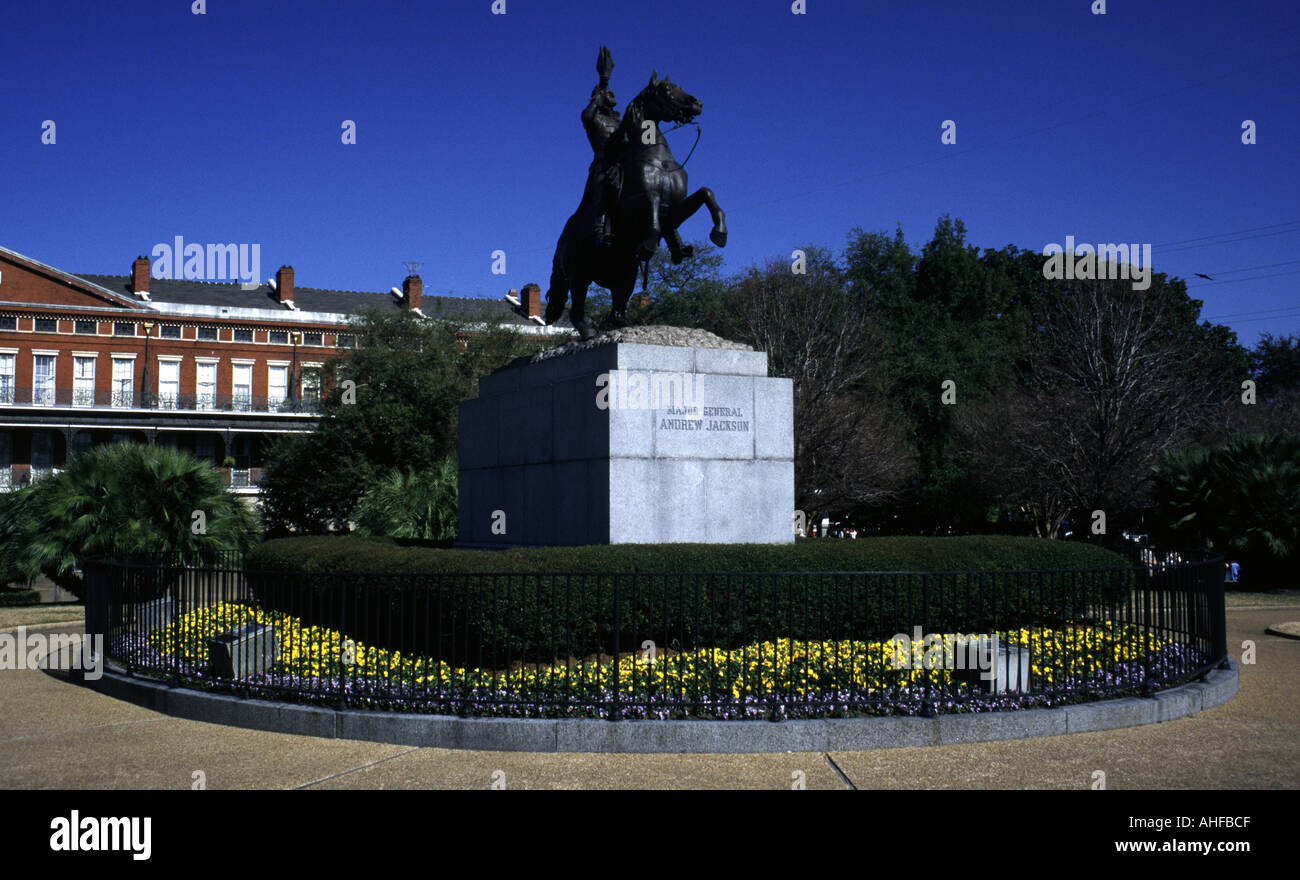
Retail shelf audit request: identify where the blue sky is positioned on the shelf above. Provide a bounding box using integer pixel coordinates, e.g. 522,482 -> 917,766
2,0 -> 1297,344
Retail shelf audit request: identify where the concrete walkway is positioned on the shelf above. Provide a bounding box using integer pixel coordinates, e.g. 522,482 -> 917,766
1,605 -> 1296,789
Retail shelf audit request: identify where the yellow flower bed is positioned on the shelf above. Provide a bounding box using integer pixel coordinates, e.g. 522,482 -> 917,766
148,602 -> 1165,698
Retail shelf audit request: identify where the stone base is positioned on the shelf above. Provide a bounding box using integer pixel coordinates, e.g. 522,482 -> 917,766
123,595 -> 175,636
208,623 -> 279,679
458,340 -> 794,546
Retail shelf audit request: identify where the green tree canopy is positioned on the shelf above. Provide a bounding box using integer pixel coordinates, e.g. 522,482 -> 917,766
260,309 -> 538,534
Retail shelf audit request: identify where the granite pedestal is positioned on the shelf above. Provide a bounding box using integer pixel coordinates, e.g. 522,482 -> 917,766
458,341 -> 793,546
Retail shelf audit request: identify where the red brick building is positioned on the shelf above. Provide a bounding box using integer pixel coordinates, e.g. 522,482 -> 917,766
0,245 -> 560,496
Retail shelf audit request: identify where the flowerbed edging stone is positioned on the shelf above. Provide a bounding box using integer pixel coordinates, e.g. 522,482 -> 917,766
85,659 -> 1239,753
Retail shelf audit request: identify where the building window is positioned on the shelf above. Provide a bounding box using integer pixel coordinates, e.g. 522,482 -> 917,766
232,363 -> 252,411
233,328 -> 253,343
0,354 -> 14,404
33,355 -> 56,405
301,367 -> 322,408
75,320 -> 97,335
160,325 -> 181,339
111,358 -> 134,407
302,332 -> 322,346
269,330 -> 288,345
0,431 -> 12,487
31,431 -> 54,479
73,431 -> 94,455
196,361 -> 217,410
0,354 -> 13,405
114,322 -> 135,336
34,317 -> 57,333
158,359 -> 180,409
268,364 -> 289,410
197,326 -> 218,341
0,317 -> 15,331
195,434 -> 217,464
73,356 -> 95,406
337,334 -> 356,348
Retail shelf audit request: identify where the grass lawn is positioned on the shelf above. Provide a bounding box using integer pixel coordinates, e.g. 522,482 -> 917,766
0,604 -> 84,631
1225,588 -> 1300,609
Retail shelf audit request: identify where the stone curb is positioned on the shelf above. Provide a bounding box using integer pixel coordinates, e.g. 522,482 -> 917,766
85,660 -> 1239,754
1264,624 -> 1300,641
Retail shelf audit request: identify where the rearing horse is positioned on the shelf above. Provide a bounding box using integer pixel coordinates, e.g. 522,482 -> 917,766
544,70 -> 727,340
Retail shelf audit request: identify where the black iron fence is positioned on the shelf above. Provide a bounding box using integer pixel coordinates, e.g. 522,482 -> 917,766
83,554 -> 1228,720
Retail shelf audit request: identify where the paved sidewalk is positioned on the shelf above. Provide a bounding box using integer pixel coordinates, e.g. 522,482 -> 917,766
1,606 -> 1295,789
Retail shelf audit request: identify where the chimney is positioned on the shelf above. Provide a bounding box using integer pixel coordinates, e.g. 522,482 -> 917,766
276,266 -> 294,303
132,256 -> 150,296
402,274 -> 423,311
520,283 -> 542,318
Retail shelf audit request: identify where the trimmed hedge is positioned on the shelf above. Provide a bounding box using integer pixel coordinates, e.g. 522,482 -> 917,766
0,589 -> 41,607
243,537 -> 1139,665
247,535 -> 1133,576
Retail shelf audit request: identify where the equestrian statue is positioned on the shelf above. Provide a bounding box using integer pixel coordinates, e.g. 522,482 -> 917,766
543,46 -> 727,340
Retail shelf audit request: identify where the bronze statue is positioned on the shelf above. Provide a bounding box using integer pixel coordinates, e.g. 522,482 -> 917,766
582,46 -> 621,248
544,47 -> 727,340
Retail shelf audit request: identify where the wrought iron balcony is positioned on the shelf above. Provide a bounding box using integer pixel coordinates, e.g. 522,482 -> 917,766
0,387 -> 326,414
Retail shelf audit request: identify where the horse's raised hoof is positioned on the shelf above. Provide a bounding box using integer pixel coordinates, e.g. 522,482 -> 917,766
671,244 -> 694,265
609,309 -> 629,328
575,319 -> 596,341
709,228 -> 727,248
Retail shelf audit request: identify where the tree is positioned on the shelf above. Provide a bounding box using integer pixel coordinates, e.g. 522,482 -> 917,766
724,247 -> 911,524
260,309 -> 537,534
639,241 -> 732,333
961,271 -> 1244,537
846,218 -> 1031,531
957,386 -> 1075,538
1254,333 -> 1300,392
0,443 -> 259,596
1239,333 -> 1300,435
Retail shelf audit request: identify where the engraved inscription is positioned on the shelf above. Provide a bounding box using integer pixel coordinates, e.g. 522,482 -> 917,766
659,404 -> 749,433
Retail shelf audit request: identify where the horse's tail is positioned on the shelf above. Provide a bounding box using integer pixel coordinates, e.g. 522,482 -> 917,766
542,224 -> 573,324
641,255 -> 650,295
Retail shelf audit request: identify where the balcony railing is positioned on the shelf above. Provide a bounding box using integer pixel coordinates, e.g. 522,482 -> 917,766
0,387 -> 325,414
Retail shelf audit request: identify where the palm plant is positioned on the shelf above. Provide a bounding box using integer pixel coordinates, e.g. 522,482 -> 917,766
0,442 -> 259,596
352,459 -> 458,541
1152,434 -> 1299,585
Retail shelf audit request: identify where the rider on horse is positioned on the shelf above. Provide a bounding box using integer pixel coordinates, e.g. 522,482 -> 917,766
581,46 -> 623,248
543,48 -> 726,340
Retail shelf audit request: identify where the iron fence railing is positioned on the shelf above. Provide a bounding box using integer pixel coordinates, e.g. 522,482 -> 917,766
83,554 -> 1228,720
0,387 -> 324,414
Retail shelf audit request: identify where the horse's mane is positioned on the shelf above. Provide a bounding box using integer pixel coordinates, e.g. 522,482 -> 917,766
611,89 -> 649,154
